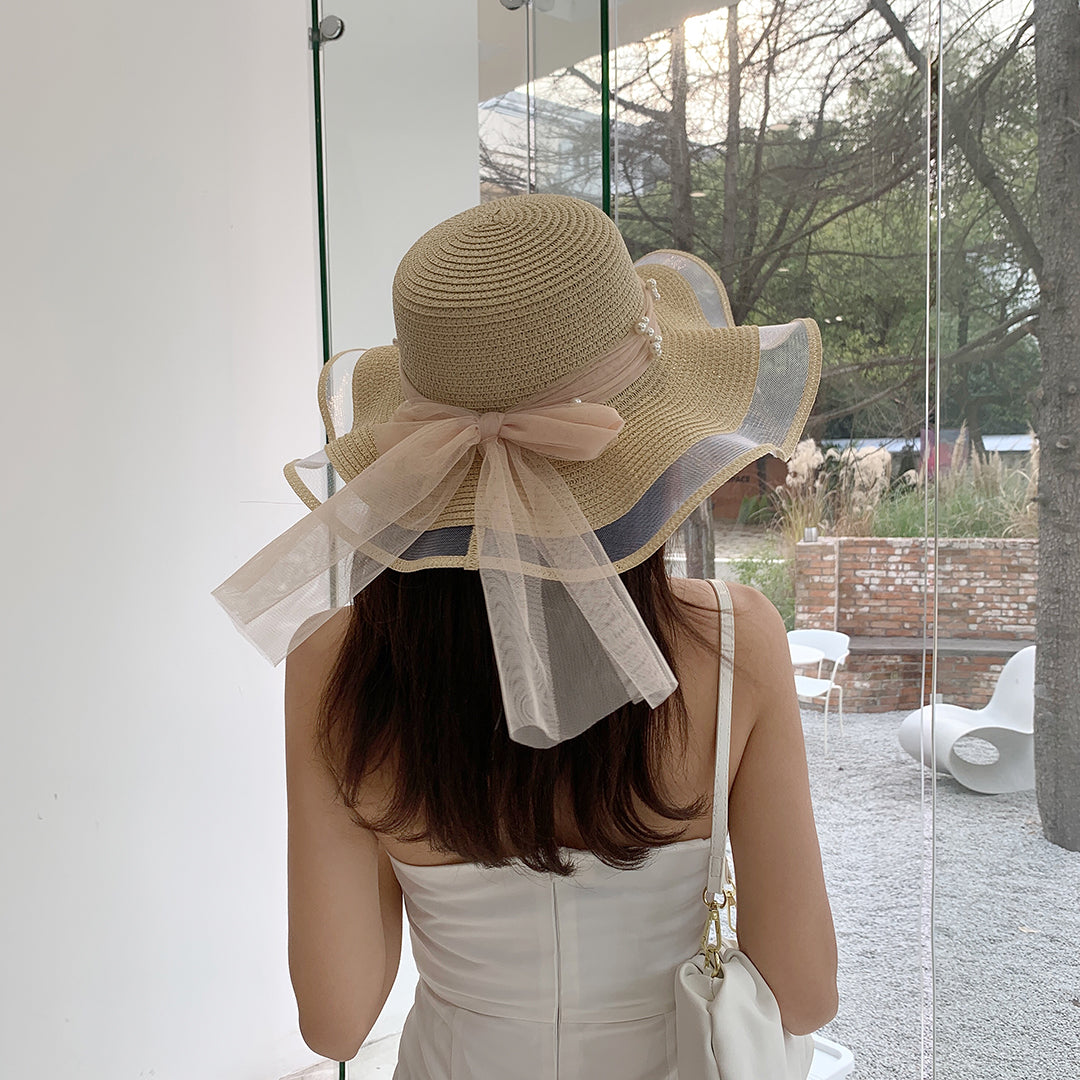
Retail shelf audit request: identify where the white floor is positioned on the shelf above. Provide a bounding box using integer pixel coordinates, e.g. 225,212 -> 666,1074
291,1030 -> 851,1079
280,1032 -> 400,1080
351,1033 -> 401,1074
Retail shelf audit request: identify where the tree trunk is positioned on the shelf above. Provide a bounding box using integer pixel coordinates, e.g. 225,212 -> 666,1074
1033,0 -> 1080,851
683,500 -> 716,580
668,19 -> 709,578
668,22 -> 694,251
720,3 -> 740,280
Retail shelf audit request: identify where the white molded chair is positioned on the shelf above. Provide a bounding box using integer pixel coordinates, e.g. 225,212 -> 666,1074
897,645 -> 1035,793
788,629 -> 850,753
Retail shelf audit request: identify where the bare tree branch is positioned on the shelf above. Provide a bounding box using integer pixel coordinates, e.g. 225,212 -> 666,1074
812,370 -> 923,426
868,0 -> 1044,280
820,305 -> 1039,383
564,65 -> 667,123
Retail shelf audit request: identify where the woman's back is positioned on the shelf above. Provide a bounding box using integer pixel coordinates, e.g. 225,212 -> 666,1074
285,577 -> 837,1074
369,577 -> 748,865
389,838 -> 712,1079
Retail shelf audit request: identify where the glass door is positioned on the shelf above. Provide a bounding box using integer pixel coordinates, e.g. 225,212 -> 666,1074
480,3 -> 935,1070
309,3 -> 1080,1074
929,2 -> 1078,1077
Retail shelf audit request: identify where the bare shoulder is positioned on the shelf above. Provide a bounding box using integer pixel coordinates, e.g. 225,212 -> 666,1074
663,578 -> 791,808
669,578 -> 787,671
284,608 -> 353,718
669,578 -> 793,739
725,582 -> 790,683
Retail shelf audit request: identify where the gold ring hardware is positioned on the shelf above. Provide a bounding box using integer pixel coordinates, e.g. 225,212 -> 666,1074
722,881 -> 738,933
700,899 -> 725,978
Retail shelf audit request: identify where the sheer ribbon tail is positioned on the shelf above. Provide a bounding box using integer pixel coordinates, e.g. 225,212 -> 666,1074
477,441 -> 677,748
211,422 -> 479,664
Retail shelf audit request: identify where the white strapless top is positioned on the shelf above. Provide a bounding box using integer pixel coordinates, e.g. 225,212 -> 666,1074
388,837 -> 711,1080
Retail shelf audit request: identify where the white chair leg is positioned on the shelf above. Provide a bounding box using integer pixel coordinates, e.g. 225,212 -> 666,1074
822,691 -> 830,754
837,685 -> 844,737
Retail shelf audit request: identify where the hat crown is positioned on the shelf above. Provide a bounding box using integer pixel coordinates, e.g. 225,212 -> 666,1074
392,194 -> 644,411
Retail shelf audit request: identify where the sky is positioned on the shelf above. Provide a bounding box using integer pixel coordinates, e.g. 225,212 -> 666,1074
526,0 -> 1034,144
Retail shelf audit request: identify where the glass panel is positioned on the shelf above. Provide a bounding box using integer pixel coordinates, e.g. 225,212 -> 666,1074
479,1 -> 531,197
313,2 -> 484,1068
931,2 -> 1079,1077
479,0 -> 605,205
315,1 -> 1080,1076
317,1 -> 480,354
531,1 -> 606,205
611,1 -> 939,1070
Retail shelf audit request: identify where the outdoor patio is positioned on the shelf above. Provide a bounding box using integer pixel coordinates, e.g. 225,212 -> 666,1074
805,708 -> 1080,1079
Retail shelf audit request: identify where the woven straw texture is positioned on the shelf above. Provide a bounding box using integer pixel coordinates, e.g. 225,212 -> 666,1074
305,195 -> 820,572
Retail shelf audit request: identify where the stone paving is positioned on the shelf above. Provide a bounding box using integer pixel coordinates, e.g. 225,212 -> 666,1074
805,708 -> 1080,1079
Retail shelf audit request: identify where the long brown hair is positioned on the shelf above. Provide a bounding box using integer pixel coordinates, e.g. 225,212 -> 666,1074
317,546 -> 708,875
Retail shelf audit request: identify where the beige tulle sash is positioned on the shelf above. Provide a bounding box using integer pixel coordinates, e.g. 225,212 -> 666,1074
212,287 -> 677,747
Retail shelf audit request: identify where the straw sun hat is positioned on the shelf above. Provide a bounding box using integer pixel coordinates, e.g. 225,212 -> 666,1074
285,193 -> 822,573
215,193 -> 820,746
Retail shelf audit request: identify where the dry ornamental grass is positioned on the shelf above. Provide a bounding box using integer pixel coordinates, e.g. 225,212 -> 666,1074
769,427 -> 1038,542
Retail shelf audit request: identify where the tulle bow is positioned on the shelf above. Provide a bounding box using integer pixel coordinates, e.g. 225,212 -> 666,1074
212,286 -> 677,747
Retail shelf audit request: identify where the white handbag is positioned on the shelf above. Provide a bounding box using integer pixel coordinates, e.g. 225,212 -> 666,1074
674,579 -> 815,1080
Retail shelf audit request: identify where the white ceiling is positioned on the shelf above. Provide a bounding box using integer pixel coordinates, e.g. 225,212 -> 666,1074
478,0 -> 736,102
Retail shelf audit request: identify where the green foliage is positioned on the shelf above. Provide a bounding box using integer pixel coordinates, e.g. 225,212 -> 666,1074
609,8 -> 1040,441
871,453 -> 1038,539
731,546 -> 795,630
870,486 -> 1020,538
736,493 -> 774,525
867,487 -> 928,538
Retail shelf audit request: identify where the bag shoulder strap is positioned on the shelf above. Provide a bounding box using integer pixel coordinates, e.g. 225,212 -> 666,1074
706,578 -> 735,899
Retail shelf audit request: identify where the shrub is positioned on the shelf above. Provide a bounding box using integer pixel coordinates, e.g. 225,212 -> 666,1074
770,427 -> 1038,540
736,493 -> 774,525
870,429 -> 1038,538
731,544 -> 795,630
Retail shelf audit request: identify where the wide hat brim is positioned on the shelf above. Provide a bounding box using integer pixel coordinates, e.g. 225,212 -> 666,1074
286,250 -> 821,573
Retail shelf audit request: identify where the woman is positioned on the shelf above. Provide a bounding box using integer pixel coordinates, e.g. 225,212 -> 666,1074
214,193 -> 837,1077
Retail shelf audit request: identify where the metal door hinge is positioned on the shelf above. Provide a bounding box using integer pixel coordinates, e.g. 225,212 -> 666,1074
310,15 -> 345,48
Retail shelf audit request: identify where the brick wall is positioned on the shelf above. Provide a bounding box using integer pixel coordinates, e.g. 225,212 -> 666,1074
794,538 -> 1037,711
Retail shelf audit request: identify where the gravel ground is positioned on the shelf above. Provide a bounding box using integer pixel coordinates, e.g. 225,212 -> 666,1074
803,707 -> 1080,1079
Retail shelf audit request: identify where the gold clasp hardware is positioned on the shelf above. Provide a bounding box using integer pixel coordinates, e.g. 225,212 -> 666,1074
700,898 -> 724,978
722,882 -> 737,935
701,885 -> 730,908
700,880 -> 738,978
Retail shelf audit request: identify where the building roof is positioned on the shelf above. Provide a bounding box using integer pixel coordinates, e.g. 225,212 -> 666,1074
827,434 -> 1033,454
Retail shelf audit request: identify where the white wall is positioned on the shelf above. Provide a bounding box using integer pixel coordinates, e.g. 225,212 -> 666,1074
320,0 -> 481,353
315,0 -> 482,1052
0,1 -> 477,1077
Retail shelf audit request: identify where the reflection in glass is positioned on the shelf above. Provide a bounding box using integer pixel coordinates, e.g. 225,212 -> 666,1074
930,1 -> 1079,1076
480,0 -> 606,204
608,2 -> 938,1072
